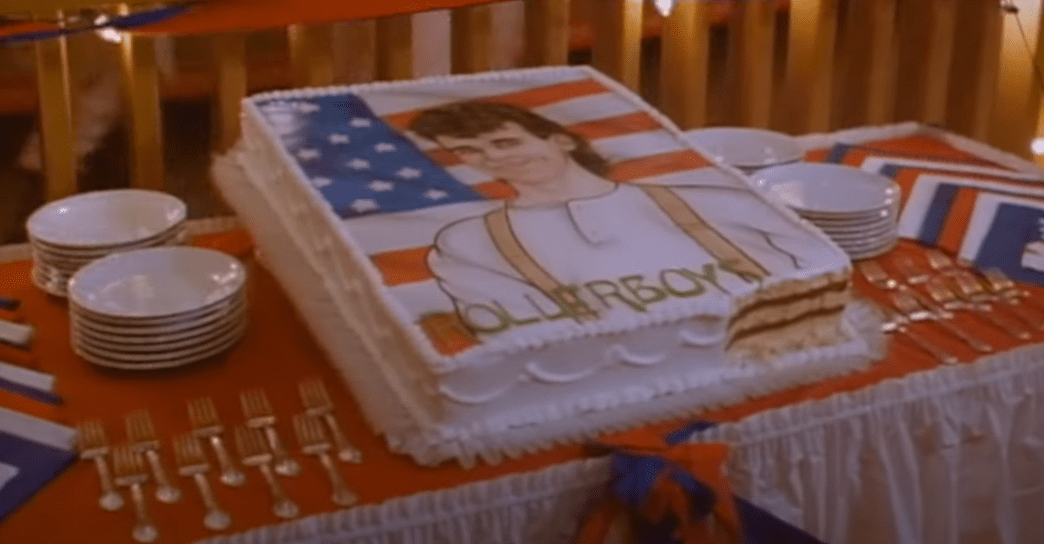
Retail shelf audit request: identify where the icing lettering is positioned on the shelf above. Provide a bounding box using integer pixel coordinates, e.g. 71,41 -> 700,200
620,275 -> 668,305
456,261 -> 755,336
585,280 -> 646,312
548,285 -> 599,321
461,303 -> 510,334
684,263 -> 726,292
524,293 -> 573,322
658,269 -> 706,297
491,301 -> 541,327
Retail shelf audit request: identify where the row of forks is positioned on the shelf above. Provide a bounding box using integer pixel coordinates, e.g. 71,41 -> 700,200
858,249 -> 1044,364
75,378 -> 361,542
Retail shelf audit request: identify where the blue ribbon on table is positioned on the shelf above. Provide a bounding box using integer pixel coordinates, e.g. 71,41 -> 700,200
578,420 -> 824,544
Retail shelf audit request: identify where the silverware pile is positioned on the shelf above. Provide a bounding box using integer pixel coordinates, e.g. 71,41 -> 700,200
74,377 -> 361,542
858,249 -> 1044,365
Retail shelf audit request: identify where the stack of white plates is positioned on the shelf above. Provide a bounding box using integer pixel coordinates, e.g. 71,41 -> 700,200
684,127 -> 804,174
753,163 -> 901,260
67,247 -> 249,371
26,189 -> 188,297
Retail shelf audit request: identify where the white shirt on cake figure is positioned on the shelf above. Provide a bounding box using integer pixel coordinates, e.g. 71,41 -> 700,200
409,101 -> 838,339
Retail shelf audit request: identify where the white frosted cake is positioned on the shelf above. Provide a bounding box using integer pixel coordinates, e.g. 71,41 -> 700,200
222,66 -> 881,466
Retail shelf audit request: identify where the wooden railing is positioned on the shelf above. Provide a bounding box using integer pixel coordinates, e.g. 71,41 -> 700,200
10,0 -> 1044,206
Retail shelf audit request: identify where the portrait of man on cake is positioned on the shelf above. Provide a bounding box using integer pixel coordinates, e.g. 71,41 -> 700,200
406,100 -> 839,341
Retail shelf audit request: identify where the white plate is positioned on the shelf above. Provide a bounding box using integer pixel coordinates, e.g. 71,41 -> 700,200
73,313 -> 246,353
74,318 -> 248,364
71,296 -> 247,337
847,239 -> 899,260
31,266 -> 68,297
70,287 -> 245,327
74,323 -> 247,371
68,247 -> 247,319
754,163 -> 900,214
820,221 -> 898,240
685,127 -> 804,169
27,190 -> 186,248
30,225 -> 186,259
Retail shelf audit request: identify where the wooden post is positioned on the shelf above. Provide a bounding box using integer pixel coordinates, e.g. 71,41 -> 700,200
211,33 -> 247,153
331,20 -> 377,84
288,24 -> 335,87
451,5 -> 493,73
991,0 -> 1044,157
120,13 -> 165,192
375,14 -> 414,81
835,0 -> 898,127
591,0 -> 643,92
524,0 -> 570,67
725,0 -> 776,128
34,26 -> 78,201
658,1 -> 710,129
945,0 -> 1003,139
785,0 -> 839,133
895,0 -> 958,125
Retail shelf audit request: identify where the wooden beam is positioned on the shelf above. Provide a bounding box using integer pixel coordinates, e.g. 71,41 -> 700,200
992,0 -> 1044,157
288,24 -> 335,87
211,33 -> 247,153
375,14 -> 413,80
331,20 -> 376,84
524,0 -> 570,67
590,0 -> 643,92
895,0 -> 958,125
658,1 -> 710,129
33,31 -> 77,201
120,29 -> 165,192
725,0 -> 776,128
784,0 -> 839,133
946,0 -> 1003,139
451,5 -> 493,73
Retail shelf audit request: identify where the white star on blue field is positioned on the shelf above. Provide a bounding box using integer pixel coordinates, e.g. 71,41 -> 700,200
256,95 -> 484,218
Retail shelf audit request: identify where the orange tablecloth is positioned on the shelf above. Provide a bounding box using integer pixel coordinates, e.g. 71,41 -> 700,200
2,134 -> 1043,544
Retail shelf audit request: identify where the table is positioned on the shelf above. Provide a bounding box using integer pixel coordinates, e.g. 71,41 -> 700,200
3,123 -> 1044,544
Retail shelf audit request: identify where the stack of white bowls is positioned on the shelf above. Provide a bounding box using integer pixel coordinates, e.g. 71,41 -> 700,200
67,247 -> 249,371
685,127 -> 805,174
27,190 -> 188,297
753,163 -> 901,260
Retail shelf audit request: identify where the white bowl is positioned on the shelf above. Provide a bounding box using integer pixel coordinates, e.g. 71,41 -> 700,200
68,247 -> 247,319
685,127 -> 804,170
754,163 -> 900,214
27,189 -> 186,248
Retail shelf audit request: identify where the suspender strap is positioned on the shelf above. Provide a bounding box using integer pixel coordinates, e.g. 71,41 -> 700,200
483,208 -> 597,322
638,185 -> 770,280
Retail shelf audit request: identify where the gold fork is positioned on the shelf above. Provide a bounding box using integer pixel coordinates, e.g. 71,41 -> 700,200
923,276 -> 1031,340
951,271 -> 1044,331
298,377 -> 362,463
857,261 -> 898,290
233,426 -> 299,519
890,289 -> 993,353
240,388 -> 301,477
125,410 -> 181,503
75,419 -> 124,511
293,414 -> 358,506
187,397 -> 246,486
173,434 -> 232,531
112,444 -> 160,543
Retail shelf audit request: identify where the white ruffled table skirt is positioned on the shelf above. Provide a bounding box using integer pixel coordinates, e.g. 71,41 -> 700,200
191,342 -> 1044,544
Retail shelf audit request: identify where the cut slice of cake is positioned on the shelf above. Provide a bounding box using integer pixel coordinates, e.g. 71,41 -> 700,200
223,66 -> 881,466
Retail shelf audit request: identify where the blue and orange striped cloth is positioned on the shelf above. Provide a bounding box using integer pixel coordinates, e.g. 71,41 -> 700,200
575,421 -> 823,544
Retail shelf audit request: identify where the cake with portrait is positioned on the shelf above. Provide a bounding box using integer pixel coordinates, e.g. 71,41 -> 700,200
220,66 -> 881,466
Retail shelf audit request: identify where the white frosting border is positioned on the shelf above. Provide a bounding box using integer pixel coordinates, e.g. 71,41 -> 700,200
241,65 -> 853,374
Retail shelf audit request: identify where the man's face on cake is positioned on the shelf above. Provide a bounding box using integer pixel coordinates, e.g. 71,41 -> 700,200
433,122 -> 576,188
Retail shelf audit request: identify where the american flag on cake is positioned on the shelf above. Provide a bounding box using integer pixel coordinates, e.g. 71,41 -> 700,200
253,70 -> 716,356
